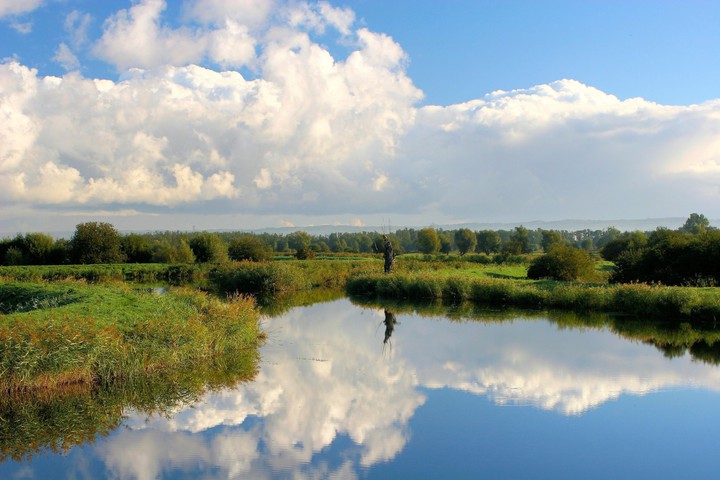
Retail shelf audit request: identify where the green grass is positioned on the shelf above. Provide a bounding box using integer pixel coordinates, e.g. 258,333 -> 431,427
346,273 -> 720,321
0,281 -> 264,393
0,263 -> 208,284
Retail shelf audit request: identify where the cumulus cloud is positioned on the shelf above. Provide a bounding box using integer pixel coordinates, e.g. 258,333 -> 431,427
0,0 -> 43,18
2,0 -> 720,228
94,0 -> 207,70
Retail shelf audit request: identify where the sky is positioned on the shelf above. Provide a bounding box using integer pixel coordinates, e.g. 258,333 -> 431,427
1,0 -> 719,234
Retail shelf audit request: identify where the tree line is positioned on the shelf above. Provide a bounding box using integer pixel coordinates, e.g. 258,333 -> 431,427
1,214 -> 717,286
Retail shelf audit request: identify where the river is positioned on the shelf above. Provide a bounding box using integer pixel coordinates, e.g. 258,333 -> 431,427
2,297 -> 720,479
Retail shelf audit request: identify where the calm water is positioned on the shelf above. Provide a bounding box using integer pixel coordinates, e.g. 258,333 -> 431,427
3,298 -> 720,479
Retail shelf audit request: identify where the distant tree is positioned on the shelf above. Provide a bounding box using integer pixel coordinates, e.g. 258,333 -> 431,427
4,247 -> 24,266
49,239 -> 70,265
294,246 -> 315,260
70,222 -> 124,264
438,232 -> 453,255
680,213 -> 711,235
600,231 -> 648,262
417,227 -> 441,254
454,228 -> 477,256
229,235 -> 273,262
287,231 -> 312,252
175,239 -> 196,264
541,230 -> 565,252
315,241 -> 332,253
527,244 -> 595,281
189,232 -> 228,263
476,230 -> 501,255
122,234 -> 154,263
22,233 -> 55,265
513,226 -> 533,253
580,238 -> 594,252
357,234 -> 374,253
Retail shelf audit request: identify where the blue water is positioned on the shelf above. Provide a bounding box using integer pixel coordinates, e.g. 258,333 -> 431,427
3,298 -> 720,479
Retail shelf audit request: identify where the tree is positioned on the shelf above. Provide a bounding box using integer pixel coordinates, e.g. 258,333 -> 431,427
122,234 -> 154,263
454,228 -> 477,256
287,231 -> 312,252
600,231 -> 648,262
228,235 -> 272,262
438,232 -> 453,254
540,230 -> 565,252
175,239 -> 196,263
23,233 -> 55,265
527,244 -> 595,281
189,232 -> 228,263
680,213 -> 711,235
417,227 -> 441,254
476,230 -> 501,255
503,226 -> 532,255
70,222 -> 124,264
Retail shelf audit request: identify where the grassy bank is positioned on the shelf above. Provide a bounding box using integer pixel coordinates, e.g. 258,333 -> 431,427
347,273 -> 720,321
0,281 -> 264,393
0,263 -> 208,284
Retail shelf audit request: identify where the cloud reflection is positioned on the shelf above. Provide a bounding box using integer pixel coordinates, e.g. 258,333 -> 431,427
98,299 -> 720,477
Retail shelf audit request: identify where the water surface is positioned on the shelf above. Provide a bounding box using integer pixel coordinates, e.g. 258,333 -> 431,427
2,298 -> 720,479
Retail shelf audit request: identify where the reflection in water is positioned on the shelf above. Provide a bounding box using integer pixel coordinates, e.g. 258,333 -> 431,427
4,298 -> 720,478
383,309 -> 398,345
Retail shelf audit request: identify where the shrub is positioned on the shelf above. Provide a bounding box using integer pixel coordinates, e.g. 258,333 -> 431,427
228,235 -> 272,262
527,244 -> 594,281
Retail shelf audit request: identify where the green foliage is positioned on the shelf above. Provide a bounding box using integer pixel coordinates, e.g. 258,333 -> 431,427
189,232 -> 228,263
70,222 -> 124,264
611,228 -> 720,286
287,231 -> 312,251
476,230 -> 501,254
527,244 -> 596,281
210,262 -> 309,297
228,235 -> 272,262
600,231 -> 648,262
121,234 -> 154,263
680,212 -> 711,235
294,246 -> 316,260
541,230 -> 565,252
503,226 -> 533,255
454,228 -> 477,256
347,274 -> 720,320
417,227 -> 441,254
438,232 -> 453,254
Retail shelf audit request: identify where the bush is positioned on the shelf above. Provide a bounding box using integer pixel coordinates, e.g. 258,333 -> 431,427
228,235 -> 272,262
527,244 -> 595,281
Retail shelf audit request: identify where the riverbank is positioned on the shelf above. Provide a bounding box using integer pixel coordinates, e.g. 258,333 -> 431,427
0,281 -> 264,393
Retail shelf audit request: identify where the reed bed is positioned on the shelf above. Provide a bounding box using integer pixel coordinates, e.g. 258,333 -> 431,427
0,282 -> 264,394
346,274 -> 720,321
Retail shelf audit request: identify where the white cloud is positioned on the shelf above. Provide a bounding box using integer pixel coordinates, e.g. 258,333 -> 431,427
186,0 -> 275,28
0,0 -> 42,18
9,20 -> 31,33
2,1 -> 720,227
94,0 -> 207,71
64,10 -> 93,48
53,43 -> 80,71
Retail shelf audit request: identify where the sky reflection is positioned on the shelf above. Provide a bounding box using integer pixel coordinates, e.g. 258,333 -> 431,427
5,298 -> 720,479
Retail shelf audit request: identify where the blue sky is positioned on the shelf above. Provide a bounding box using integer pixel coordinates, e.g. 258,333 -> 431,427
1,0 -> 719,233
